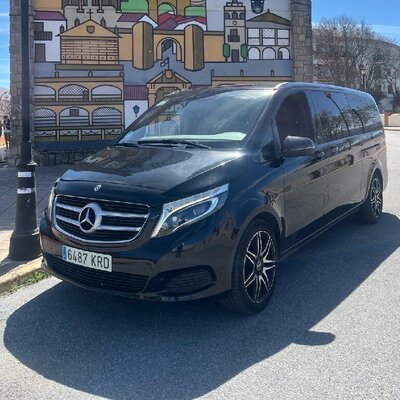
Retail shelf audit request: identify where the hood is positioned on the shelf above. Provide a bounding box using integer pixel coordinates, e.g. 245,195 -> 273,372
58,146 -> 245,205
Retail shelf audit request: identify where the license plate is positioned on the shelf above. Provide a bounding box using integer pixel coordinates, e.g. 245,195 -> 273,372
62,245 -> 112,273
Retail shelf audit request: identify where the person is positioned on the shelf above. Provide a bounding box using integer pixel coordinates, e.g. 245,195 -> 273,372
2,116 -> 10,150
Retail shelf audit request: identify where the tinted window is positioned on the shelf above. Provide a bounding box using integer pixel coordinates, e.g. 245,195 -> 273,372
276,92 -> 315,143
346,94 -> 382,134
310,91 -> 349,142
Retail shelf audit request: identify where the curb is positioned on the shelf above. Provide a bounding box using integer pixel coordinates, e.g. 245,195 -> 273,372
0,257 -> 43,294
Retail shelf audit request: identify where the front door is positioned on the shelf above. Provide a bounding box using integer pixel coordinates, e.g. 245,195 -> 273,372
35,44 -> 46,62
309,90 -> 363,220
231,50 -> 240,62
275,91 -> 332,250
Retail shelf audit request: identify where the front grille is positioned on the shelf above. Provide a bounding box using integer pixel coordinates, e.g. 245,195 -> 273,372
45,254 -> 149,293
54,195 -> 150,244
164,269 -> 215,295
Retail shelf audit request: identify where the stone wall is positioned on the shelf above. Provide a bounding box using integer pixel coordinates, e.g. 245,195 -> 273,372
8,0 -> 35,167
291,0 -> 313,82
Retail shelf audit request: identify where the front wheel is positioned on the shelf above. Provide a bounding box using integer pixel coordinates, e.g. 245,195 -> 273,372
219,220 -> 278,315
358,173 -> 383,224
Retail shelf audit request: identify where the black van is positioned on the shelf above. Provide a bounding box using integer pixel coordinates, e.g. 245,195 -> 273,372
40,83 -> 388,314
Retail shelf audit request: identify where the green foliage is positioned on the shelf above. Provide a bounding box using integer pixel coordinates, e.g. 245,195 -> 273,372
158,3 -> 175,15
121,0 -> 149,14
223,43 -> 231,59
185,6 -> 206,18
241,44 -> 248,59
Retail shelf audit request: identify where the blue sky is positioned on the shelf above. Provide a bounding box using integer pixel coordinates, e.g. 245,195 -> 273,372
0,1 -> 9,89
0,0 -> 399,88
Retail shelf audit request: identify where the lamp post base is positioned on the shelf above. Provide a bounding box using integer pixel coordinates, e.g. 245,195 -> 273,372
8,230 -> 41,261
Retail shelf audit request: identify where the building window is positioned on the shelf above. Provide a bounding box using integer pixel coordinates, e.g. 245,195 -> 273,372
278,48 -> 290,60
70,109 -> 80,117
34,22 -> 44,32
60,107 -> 90,127
59,85 -> 89,102
232,12 -> 238,19
228,29 -> 240,42
93,107 -> 122,126
248,29 -> 260,45
34,108 -> 56,128
262,29 -> 275,46
248,47 -> 261,60
277,29 -> 290,46
263,48 -> 276,60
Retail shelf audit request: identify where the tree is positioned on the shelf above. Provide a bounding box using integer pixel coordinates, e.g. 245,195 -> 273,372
380,49 -> 400,111
314,17 -> 390,91
0,97 -> 11,119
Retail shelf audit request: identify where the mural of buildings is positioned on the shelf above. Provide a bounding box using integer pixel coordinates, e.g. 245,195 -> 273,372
24,0 -> 312,155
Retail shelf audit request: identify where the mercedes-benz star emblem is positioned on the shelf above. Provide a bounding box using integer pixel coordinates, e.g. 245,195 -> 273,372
78,203 -> 102,233
94,185 -> 102,192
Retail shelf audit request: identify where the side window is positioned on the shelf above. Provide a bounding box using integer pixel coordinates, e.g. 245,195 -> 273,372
310,91 -> 349,142
275,92 -> 315,143
346,94 -> 382,134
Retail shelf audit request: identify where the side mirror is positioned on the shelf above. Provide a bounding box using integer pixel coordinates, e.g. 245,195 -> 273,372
282,136 -> 316,157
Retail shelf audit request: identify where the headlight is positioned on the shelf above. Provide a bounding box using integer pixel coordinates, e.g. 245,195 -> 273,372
47,178 -> 60,220
151,184 -> 229,238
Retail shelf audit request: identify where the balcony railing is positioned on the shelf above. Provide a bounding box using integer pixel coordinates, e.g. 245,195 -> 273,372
34,31 -> 53,41
35,96 -> 123,104
228,35 -> 241,43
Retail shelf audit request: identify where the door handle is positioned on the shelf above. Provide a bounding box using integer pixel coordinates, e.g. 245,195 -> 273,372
329,145 -> 339,153
343,141 -> 352,151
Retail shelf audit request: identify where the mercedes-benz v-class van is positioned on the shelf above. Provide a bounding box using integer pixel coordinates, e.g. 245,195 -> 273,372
40,83 -> 388,314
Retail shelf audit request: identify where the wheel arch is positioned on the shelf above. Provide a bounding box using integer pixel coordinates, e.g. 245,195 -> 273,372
233,208 -> 284,260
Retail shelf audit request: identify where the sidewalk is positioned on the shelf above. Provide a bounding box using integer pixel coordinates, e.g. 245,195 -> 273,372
0,164 -> 69,274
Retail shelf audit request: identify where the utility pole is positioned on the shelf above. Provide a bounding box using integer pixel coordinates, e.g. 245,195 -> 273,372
8,0 -> 41,260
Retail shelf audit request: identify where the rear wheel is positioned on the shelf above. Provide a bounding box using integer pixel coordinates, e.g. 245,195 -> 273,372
219,220 -> 278,315
358,173 -> 383,224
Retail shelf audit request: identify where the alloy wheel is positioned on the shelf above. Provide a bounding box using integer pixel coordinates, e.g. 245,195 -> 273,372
370,178 -> 383,218
243,230 -> 277,304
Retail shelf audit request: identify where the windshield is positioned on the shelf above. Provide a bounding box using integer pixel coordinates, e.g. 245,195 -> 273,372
119,89 -> 272,149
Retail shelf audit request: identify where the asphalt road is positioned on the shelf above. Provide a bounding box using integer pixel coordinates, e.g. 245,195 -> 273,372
1,132 -> 399,400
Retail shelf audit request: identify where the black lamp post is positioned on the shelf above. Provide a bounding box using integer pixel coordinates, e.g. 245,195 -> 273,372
361,65 -> 367,91
8,0 -> 41,260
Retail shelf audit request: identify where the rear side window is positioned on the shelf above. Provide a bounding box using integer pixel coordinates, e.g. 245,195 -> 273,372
310,91 -> 350,143
346,94 -> 382,134
275,92 -> 315,143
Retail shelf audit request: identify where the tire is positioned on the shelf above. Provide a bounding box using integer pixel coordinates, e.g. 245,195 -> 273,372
219,220 -> 278,315
358,173 -> 383,224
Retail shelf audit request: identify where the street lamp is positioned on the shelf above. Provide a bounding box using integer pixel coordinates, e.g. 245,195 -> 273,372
8,0 -> 41,260
360,65 -> 367,91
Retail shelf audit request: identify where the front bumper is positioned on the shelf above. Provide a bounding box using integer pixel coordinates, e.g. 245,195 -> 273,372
40,210 -> 236,301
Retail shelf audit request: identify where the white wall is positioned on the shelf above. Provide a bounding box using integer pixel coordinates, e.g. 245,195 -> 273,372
124,100 -> 148,128
35,20 -> 66,62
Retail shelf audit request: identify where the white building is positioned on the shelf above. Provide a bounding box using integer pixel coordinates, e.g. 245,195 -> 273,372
34,11 -> 67,62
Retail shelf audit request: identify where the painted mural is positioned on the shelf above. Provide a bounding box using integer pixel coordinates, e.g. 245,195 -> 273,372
33,0 -> 293,145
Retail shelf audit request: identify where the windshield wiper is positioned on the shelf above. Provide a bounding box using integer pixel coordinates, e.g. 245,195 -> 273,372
138,139 -> 211,149
111,142 -> 141,148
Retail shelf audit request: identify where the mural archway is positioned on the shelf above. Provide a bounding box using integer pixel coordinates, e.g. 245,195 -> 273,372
34,108 -> 57,128
156,37 -> 183,62
93,107 -> 123,126
60,107 -> 90,127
